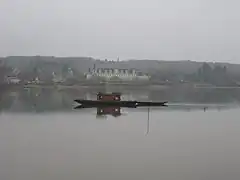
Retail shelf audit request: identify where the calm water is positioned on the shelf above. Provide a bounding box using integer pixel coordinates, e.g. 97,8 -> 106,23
1,87 -> 240,180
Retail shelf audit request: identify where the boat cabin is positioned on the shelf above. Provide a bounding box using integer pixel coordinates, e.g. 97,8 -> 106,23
97,92 -> 121,101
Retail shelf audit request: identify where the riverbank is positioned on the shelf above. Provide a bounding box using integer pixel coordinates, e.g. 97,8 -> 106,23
23,84 -> 172,90
2,83 -> 240,91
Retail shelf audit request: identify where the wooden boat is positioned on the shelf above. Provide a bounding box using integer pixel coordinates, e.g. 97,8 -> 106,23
74,99 -> 167,108
74,92 -> 167,109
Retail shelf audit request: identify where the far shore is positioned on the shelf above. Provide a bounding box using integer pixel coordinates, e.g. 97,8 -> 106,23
2,83 -> 240,91
22,83 -> 240,90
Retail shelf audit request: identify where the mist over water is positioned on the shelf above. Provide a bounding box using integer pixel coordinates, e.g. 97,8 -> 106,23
1,87 -> 240,113
1,87 -> 240,180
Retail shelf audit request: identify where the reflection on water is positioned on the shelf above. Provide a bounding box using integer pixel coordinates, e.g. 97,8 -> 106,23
1,87 -> 240,180
96,107 -> 121,117
1,107 -> 240,180
1,87 -> 240,113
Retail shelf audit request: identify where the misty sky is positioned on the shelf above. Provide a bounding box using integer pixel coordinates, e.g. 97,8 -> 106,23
1,0 -> 240,62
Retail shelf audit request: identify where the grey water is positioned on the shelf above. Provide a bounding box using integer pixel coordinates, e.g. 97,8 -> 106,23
1,87 -> 240,180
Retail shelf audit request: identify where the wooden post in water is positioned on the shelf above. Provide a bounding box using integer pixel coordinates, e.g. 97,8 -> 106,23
145,107 -> 150,136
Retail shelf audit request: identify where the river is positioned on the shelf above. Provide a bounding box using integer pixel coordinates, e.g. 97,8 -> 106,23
0,87 -> 240,180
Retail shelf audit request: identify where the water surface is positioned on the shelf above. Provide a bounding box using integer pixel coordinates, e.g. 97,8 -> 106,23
0,88 -> 240,180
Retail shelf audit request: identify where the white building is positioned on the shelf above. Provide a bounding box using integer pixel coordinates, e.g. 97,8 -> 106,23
5,76 -> 21,84
86,68 -> 150,81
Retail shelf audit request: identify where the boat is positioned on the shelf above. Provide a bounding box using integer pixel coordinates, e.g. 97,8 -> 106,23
74,92 -> 167,108
97,92 -> 121,101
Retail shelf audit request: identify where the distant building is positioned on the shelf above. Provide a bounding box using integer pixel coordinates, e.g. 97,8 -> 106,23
52,72 -> 64,83
85,66 -> 150,81
28,77 -> 42,84
4,76 -> 21,84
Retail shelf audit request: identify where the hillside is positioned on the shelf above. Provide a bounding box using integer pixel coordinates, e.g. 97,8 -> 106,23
2,56 -> 240,75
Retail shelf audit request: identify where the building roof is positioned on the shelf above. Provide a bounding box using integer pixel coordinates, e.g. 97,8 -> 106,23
93,62 -> 132,70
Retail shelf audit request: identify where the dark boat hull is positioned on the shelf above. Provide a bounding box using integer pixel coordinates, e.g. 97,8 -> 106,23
74,99 -> 167,108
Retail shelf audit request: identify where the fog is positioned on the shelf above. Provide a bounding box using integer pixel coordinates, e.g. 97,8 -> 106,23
1,0 -> 240,62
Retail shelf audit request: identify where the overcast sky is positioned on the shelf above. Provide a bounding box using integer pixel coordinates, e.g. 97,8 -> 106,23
0,0 -> 240,62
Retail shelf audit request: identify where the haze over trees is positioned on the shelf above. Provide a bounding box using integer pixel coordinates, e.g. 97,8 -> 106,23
1,56 -> 240,86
